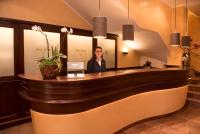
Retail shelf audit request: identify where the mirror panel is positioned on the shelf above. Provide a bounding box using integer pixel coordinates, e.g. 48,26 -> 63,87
98,38 -> 116,68
68,35 -> 93,70
0,27 -> 14,76
24,30 -> 60,74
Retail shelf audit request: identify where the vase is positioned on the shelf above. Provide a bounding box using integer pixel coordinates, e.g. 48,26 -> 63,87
181,49 -> 191,69
40,65 -> 59,80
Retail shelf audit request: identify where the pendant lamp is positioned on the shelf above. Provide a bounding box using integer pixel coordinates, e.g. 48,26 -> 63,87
171,0 -> 180,46
122,0 -> 134,41
93,0 -> 107,38
181,0 -> 191,48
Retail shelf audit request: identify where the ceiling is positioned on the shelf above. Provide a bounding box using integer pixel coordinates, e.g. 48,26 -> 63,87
63,0 -> 200,62
161,0 -> 200,16
63,0 -> 169,62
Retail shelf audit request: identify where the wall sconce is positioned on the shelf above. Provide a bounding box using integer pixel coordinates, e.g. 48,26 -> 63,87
121,47 -> 129,54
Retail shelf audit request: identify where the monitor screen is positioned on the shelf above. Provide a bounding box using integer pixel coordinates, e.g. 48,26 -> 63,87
67,62 -> 84,71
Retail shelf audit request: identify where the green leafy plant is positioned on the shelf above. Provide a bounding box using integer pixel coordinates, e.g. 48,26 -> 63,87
38,46 -> 67,72
38,47 -> 67,71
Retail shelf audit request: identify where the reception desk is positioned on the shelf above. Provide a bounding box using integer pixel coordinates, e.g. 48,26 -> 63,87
19,68 -> 188,134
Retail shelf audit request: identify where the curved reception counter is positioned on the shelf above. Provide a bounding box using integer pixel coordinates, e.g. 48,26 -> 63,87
19,68 -> 188,134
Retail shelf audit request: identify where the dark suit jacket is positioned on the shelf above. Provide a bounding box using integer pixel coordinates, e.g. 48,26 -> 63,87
87,58 -> 106,73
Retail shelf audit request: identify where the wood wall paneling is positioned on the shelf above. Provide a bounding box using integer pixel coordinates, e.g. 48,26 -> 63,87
0,77 -> 30,130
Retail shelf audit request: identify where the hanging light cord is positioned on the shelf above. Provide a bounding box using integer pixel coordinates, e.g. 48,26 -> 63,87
174,0 -> 177,31
98,0 -> 101,16
186,0 -> 188,35
128,0 -> 130,24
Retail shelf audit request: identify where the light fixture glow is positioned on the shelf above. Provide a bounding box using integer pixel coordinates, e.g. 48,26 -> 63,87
121,47 -> 129,54
93,0 -> 107,38
140,2 -> 148,7
123,40 -> 140,50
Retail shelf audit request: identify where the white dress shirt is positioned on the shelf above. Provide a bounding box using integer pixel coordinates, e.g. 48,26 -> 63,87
97,59 -> 101,66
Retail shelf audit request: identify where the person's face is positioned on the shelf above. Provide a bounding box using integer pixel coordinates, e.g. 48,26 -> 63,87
95,48 -> 103,59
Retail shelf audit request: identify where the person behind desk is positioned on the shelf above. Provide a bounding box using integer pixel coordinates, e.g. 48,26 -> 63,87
87,46 -> 106,73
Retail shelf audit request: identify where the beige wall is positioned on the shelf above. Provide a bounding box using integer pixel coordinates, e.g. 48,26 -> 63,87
130,0 -> 172,47
168,9 -> 200,71
120,0 -> 187,66
0,0 -> 141,68
189,12 -> 200,72
117,38 -> 140,68
4,0 -> 197,68
0,0 -> 91,30
167,7 -> 186,66
189,12 -> 200,43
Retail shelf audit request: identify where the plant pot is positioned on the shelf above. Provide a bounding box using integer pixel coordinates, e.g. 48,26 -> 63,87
40,65 -> 59,80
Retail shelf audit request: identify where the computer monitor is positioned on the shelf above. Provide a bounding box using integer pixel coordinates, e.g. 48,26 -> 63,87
67,62 -> 85,77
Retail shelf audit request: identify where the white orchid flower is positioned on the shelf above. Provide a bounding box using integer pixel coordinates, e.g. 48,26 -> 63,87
69,28 -> 73,34
32,25 -> 38,31
61,27 -> 73,34
32,25 -> 37,31
37,26 -> 42,32
61,27 -> 68,33
32,25 -> 42,32
32,25 -> 50,57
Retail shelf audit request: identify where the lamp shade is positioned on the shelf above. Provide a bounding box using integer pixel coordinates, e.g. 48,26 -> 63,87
181,36 -> 191,48
122,24 -> 134,41
93,17 -> 107,38
171,33 -> 180,46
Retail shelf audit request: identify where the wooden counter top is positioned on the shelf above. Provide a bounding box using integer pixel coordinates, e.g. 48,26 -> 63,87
19,68 -> 188,114
19,68 -> 183,82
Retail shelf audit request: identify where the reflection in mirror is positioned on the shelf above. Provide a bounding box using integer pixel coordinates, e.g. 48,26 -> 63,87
68,35 -> 93,70
0,27 -> 14,77
24,30 -> 60,74
98,39 -> 116,68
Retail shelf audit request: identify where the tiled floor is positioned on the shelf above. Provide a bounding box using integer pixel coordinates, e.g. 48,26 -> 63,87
0,123 -> 33,134
0,105 -> 200,134
121,105 -> 200,134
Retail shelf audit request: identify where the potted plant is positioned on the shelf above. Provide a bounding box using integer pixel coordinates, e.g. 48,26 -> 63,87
32,25 -> 73,79
181,42 -> 200,69
38,46 -> 67,79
